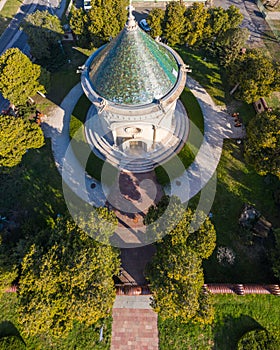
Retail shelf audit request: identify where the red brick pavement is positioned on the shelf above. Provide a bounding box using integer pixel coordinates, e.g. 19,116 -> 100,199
111,308 -> 158,350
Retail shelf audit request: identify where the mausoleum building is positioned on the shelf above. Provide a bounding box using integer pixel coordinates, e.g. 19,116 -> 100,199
81,6 -> 189,172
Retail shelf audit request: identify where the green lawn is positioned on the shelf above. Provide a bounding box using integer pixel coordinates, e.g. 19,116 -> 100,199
175,46 -> 226,106
158,294 -> 280,350
204,140 -> 279,284
70,94 -> 118,184
265,91 -> 280,110
0,0 -> 21,36
0,140 -> 66,230
155,143 -> 195,186
213,294 -> 280,349
47,44 -> 89,105
155,87 -> 204,185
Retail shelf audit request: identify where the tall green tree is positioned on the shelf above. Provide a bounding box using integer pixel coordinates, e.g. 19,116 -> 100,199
71,0 -> 127,46
145,197 -> 216,323
245,111 -> 280,178
206,5 -> 242,46
0,48 -> 48,106
69,8 -> 90,47
147,8 -> 165,39
228,49 -> 276,103
0,115 -> 44,167
215,27 -> 249,67
18,216 -> 120,338
163,1 -> 186,45
22,10 -> 64,60
226,5 -> 243,29
208,7 -> 229,38
184,3 -> 210,47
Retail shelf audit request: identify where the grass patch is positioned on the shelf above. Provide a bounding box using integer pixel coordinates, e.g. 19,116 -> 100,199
175,46 -> 226,106
265,91 -> 280,110
213,294 -> 280,349
70,94 -> 117,184
0,140 -> 66,229
158,316 -> 212,350
204,139 -> 280,283
0,0 -> 21,36
155,143 -> 195,186
261,28 -> 280,61
47,43 -> 89,105
155,87 -> 204,185
180,87 -> 204,134
158,294 -> 280,350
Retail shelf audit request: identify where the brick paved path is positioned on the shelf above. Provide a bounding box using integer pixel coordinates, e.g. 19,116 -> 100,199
111,296 -> 158,350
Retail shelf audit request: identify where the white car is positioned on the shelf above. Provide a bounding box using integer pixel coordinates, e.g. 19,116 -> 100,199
139,19 -> 151,32
83,0 -> 92,11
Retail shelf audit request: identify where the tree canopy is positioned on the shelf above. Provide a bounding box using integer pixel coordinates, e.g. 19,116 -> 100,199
215,27 -> 249,67
228,49 -> 278,103
22,10 -> 64,61
163,1 -> 186,45
70,0 -> 127,47
245,110 -> 280,178
0,48 -> 48,106
147,8 -> 165,39
18,216 -> 120,338
145,196 -> 216,323
184,3 -> 210,47
0,115 -> 44,167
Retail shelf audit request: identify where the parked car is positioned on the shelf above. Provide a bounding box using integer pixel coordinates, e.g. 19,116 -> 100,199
139,19 -> 151,32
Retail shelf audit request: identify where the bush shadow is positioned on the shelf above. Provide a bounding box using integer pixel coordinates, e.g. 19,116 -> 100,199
213,314 -> 263,350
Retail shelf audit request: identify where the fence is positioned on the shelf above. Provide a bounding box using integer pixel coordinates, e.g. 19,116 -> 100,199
115,283 -> 280,296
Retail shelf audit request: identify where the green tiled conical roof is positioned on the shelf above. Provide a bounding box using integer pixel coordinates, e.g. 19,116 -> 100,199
88,26 -> 179,106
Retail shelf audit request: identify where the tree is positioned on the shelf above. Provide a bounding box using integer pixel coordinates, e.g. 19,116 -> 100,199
71,0 -> 127,46
0,48 -> 48,106
245,111 -> 280,178
184,3 -> 210,47
215,27 -> 249,67
70,8 -> 91,47
18,216 -> 120,339
226,5 -> 243,29
147,246 -> 204,320
0,115 -> 44,167
205,6 -> 242,47
146,8 -> 165,39
208,7 -> 229,38
22,10 -> 64,61
163,1 -> 186,45
228,49 -> 276,103
145,196 -> 216,323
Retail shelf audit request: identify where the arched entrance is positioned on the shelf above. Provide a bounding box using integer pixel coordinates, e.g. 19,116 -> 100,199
122,140 -> 147,155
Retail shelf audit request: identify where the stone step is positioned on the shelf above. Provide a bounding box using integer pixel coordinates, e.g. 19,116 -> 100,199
84,100 -> 189,173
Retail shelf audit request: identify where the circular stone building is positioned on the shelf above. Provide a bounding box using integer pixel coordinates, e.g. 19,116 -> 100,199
81,6 -> 189,173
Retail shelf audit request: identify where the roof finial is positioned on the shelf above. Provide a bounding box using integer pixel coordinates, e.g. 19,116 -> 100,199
126,0 -> 137,31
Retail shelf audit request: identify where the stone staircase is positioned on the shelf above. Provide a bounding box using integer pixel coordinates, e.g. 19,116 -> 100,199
84,101 -> 189,173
